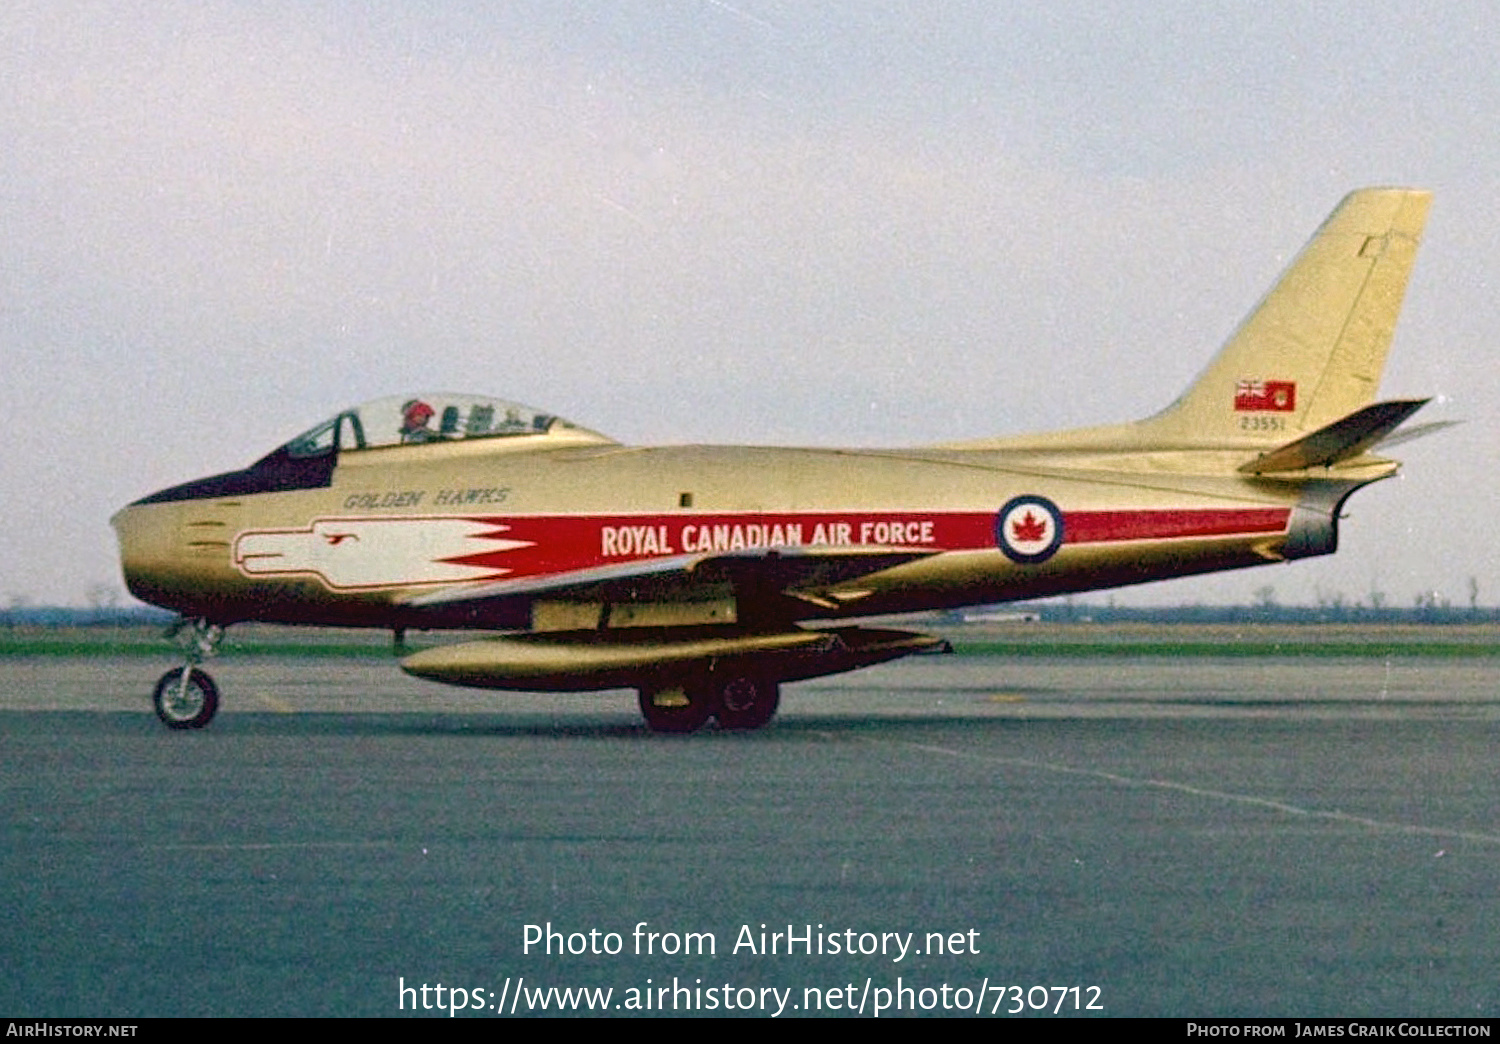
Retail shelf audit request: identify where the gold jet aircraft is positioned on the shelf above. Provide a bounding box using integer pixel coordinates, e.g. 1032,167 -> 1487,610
114,187 -> 1436,732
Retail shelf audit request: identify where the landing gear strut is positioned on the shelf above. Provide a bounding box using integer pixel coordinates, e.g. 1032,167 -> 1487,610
152,619 -> 224,729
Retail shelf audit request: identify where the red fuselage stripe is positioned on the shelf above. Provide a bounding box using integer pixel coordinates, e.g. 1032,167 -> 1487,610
1064,508 -> 1289,543
431,508 -> 1291,579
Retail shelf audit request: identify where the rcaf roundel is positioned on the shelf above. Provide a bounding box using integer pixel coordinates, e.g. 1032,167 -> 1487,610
996,495 -> 1064,564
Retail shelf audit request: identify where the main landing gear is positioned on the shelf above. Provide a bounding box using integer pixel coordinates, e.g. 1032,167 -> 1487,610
637,670 -> 780,734
152,618 -> 224,729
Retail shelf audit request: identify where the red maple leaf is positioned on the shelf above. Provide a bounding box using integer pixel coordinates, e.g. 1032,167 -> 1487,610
1012,511 -> 1049,543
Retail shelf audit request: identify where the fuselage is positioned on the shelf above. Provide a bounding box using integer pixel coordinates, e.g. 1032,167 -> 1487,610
112,427 -> 1367,632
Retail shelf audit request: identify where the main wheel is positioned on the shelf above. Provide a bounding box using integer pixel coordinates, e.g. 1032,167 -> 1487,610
714,674 -> 780,730
638,681 -> 714,734
152,667 -> 220,730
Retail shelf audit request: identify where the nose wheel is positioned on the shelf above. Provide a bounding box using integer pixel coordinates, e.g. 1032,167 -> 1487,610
152,667 -> 220,729
153,618 -> 225,729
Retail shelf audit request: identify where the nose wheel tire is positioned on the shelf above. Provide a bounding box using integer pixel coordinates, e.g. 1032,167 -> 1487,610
152,667 -> 220,730
714,675 -> 780,730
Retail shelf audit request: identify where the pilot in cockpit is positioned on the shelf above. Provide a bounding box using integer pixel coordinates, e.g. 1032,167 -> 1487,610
399,399 -> 439,444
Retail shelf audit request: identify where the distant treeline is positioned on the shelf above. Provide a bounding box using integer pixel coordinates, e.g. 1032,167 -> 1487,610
962,603 -> 1500,626
2,606 -> 176,627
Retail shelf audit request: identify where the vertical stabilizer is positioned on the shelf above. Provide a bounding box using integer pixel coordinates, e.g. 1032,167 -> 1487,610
1142,188 -> 1430,445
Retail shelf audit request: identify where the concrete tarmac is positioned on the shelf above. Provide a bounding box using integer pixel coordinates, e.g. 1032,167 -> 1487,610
1,649 -> 1497,1017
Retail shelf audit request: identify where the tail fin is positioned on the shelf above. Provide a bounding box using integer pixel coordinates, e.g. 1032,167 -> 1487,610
1142,187 -> 1431,445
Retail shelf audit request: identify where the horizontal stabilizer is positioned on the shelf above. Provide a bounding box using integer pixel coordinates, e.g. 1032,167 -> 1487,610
1239,398 -> 1427,474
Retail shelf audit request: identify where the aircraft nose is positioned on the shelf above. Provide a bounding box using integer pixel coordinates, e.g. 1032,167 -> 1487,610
111,500 -> 179,608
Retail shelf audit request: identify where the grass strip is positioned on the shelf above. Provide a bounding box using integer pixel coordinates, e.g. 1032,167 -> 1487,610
948,640 -> 1500,659
6,635 -> 1500,660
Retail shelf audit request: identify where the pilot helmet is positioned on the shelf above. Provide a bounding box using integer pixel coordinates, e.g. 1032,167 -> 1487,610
402,399 -> 435,427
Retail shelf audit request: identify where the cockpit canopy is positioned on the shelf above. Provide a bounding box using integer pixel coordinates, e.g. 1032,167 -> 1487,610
281,393 -> 607,458
126,393 -> 613,505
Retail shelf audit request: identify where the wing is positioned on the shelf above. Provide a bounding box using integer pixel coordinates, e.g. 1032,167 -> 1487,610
402,544 -> 939,623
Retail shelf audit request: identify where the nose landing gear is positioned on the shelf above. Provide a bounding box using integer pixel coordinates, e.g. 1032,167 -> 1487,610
152,619 -> 224,729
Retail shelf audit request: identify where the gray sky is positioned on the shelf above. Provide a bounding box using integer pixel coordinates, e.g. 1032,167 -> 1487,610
2,1 -> 1496,608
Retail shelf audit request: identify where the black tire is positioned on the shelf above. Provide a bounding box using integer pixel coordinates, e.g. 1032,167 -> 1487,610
714,674 -> 780,730
638,681 -> 714,734
152,667 -> 220,730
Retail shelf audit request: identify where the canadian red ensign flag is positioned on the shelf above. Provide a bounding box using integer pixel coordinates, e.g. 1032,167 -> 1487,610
1233,379 -> 1296,412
